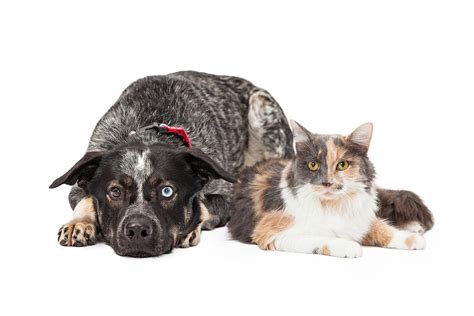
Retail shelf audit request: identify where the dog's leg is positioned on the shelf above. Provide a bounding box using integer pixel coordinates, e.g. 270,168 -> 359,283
57,185 -> 99,247
177,197 -> 218,247
244,89 -> 294,166
201,194 -> 232,230
177,223 -> 202,248
177,193 -> 232,247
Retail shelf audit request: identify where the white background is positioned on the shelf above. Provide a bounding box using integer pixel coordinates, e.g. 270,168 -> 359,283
1,1 -> 472,315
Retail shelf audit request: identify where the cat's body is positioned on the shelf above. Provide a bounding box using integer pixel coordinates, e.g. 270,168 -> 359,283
228,122 -> 431,258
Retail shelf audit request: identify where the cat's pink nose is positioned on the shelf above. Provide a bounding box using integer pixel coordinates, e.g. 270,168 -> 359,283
321,182 -> 333,187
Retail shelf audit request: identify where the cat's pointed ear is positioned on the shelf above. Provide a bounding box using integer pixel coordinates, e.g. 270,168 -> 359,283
290,120 -> 312,143
348,123 -> 373,151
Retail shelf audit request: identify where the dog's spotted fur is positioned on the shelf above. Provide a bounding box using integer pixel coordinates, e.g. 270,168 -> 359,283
50,71 -> 293,257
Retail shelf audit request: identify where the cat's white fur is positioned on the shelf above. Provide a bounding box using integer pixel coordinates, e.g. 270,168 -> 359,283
284,182 -> 377,241
273,165 -> 425,258
273,172 -> 376,258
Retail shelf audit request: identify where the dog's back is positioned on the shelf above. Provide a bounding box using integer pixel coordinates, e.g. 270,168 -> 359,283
87,71 -> 258,176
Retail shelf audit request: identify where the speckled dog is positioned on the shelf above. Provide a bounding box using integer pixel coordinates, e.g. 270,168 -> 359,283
50,71 -> 293,257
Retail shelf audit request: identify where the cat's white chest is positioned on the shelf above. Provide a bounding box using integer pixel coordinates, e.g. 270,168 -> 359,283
281,184 -> 377,241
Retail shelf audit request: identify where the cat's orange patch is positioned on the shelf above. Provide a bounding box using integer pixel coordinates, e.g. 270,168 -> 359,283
281,161 -> 292,184
252,212 -> 294,250
326,138 -> 347,178
321,245 -> 331,256
326,137 -> 364,182
361,219 -> 393,247
320,192 -> 356,210
405,234 -> 417,248
342,162 -> 362,180
251,173 -> 270,215
320,197 -> 339,209
250,160 -> 289,215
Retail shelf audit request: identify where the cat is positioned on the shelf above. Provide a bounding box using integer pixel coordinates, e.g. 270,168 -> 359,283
228,121 -> 431,258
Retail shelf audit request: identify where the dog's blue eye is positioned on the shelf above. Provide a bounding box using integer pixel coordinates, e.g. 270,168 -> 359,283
161,186 -> 174,198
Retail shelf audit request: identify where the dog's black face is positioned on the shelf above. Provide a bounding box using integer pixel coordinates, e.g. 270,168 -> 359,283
50,144 -> 234,257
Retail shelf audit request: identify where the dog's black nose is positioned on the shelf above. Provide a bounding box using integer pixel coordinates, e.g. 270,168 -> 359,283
124,217 -> 153,240
321,182 -> 333,187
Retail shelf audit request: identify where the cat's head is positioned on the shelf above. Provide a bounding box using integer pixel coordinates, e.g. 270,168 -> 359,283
289,121 -> 376,199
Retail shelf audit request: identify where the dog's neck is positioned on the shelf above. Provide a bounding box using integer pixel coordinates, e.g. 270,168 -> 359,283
128,131 -> 189,149
129,123 -> 192,148
87,125 -> 195,153
127,123 -> 192,149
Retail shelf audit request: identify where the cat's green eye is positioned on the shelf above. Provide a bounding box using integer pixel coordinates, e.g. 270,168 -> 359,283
308,161 -> 319,171
336,160 -> 350,171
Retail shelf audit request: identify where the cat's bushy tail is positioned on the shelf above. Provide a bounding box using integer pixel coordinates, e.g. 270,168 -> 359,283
376,189 -> 434,233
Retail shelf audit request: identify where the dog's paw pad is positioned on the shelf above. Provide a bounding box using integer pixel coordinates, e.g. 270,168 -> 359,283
189,229 -> 201,246
58,221 -> 97,247
58,224 -> 73,246
177,225 -> 202,248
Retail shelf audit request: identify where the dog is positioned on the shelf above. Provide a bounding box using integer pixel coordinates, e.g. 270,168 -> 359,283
50,71 -> 294,257
50,71 -> 433,257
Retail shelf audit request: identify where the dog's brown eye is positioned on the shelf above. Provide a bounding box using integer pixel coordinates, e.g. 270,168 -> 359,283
108,186 -> 122,199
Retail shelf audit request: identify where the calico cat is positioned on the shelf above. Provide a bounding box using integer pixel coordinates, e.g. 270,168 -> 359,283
228,121 -> 432,258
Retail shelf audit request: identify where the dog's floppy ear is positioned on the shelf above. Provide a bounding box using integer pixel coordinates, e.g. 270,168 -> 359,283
182,148 -> 235,184
49,151 -> 106,189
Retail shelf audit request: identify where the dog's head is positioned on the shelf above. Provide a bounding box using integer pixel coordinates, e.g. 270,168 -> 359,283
50,144 -> 235,257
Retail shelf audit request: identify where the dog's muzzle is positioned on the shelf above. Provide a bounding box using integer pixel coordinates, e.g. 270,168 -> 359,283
116,213 -> 161,257
123,215 -> 154,242
109,202 -> 177,257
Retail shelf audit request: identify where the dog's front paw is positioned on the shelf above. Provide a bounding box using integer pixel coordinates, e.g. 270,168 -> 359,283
316,239 -> 363,258
177,225 -> 201,248
58,219 -> 97,247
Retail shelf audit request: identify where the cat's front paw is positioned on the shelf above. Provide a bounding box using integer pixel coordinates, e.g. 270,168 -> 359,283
315,239 -> 363,258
